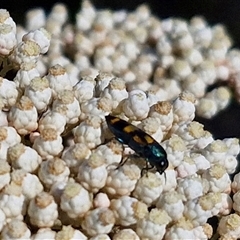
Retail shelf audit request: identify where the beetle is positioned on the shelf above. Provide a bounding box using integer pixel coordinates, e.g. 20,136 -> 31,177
105,114 -> 168,175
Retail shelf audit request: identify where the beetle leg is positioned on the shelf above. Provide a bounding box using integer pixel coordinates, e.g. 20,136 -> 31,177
116,153 -> 139,169
163,171 -> 167,183
141,162 -> 154,177
104,137 -> 116,145
116,155 -> 129,169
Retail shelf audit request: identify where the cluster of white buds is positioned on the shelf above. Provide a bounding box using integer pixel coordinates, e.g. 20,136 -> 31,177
0,9 -> 16,56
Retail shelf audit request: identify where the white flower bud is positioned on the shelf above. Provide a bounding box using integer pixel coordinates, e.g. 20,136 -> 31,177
12,39 -> 41,65
22,28 -> 50,54
82,207 -> 115,237
162,135 -> 186,168
74,116 -> 103,149
136,208 -> 171,240
170,59 -> 192,81
195,60 -> 216,85
112,229 -> 140,240
0,183 -> 26,220
138,117 -> 163,143
94,139 -> 123,167
8,143 -> 42,173
62,143 -> 91,173
232,172 -> 240,193
60,182 -> 92,219
28,192 -> 58,227
0,161 -> 10,190
24,76 -> 52,113
176,154 -> 198,178
77,153 -> 108,193
164,218 -> 196,240
74,76 -> 95,103
184,192 -> 222,227
11,169 -> 43,200
93,193 -> 110,208
1,219 -> 30,240
133,172 -> 163,206
101,77 -> 128,109
202,164 -> 231,193
103,163 -> 140,197
47,64 -> 72,98
173,91 -> 195,125
0,77 -> 18,109
31,228 -> 56,240
90,234 -> 111,240
0,10 -> 16,33
0,126 -> 21,160
8,96 -> 38,135
52,89 -> 81,124
0,23 -> 17,55
176,175 -> 203,201
14,62 -> 40,89
111,196 -> 148,226
80,97 -> 112,120
38,157 -> 70,189
25,8 -> 46,31
95,72 -> 115,96
182,73 -> 206,98
55,225 -> 87,240
33,127 -> 63,159
156,190 -> 184,221
122,90 -> 149,120
76,0 -> 96,31
38,111 -> 66,135
218,214 -> 240,239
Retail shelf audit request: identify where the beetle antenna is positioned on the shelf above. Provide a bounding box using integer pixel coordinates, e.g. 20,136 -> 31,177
163,171 -> 167,183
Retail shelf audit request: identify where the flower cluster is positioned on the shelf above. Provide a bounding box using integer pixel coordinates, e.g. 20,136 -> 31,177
0,1 -> 239,239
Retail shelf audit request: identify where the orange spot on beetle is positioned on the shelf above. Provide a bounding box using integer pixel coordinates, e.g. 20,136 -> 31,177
123,125 -> 136,133
110,117 -> 120,124
145,135 -> 154,144
133,135 -> 146,145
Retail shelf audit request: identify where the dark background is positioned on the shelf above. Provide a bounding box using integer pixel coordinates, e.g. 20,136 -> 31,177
1,0 -> 240,140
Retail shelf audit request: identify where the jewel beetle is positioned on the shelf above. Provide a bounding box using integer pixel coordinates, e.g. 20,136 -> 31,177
105,114 -> 169,175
